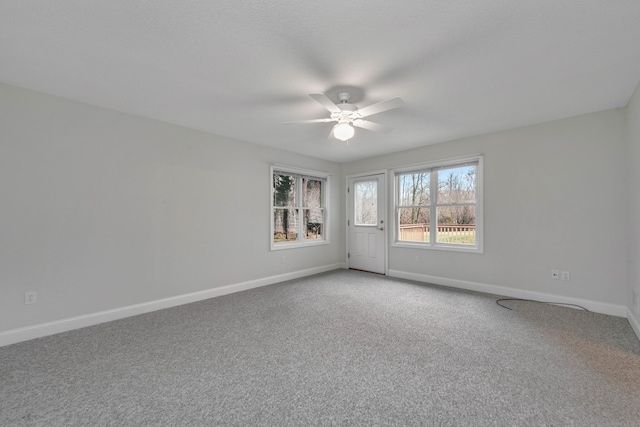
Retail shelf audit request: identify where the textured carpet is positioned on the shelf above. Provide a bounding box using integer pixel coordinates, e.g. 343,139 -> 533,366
1,270 -> 640,426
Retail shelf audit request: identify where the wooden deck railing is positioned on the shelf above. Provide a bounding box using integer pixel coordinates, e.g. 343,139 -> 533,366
399,224 -> 476,243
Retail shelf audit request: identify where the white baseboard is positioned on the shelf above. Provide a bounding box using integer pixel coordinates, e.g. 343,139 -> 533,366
628,308 -> 640,342
388,269 -> 628,318
0,263 -> 346,348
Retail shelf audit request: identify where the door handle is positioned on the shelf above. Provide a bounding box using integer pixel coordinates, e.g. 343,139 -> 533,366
378,226 -> 384,231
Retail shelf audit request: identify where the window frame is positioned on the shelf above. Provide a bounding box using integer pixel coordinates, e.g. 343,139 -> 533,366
270,165 -> 330,250
392,154 -> 483,253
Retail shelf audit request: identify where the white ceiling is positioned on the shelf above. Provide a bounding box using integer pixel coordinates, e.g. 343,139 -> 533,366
1,1 -> 640,163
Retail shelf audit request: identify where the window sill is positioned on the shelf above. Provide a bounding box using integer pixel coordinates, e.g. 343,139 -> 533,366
392,241 -> 483,254
271,239 -> 330,251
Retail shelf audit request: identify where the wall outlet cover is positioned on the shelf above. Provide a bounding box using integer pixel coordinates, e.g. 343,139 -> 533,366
25,291 -> 37,305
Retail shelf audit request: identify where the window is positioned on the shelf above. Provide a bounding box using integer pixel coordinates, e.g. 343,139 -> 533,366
271,166 -> 329,249
354,180 -> 377,225
393,155 -> 483,252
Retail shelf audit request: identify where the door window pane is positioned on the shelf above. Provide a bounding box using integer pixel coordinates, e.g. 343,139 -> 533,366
355,180 -> 377,225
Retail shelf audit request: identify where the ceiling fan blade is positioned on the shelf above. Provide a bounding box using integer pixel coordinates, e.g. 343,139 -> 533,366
284,118 -> 334,125
357,97 -> 405,118
309,93 -> 341,113
352,119 -> 394,134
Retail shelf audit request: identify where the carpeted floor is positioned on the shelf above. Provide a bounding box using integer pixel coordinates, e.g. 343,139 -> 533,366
2,270 -> 640,426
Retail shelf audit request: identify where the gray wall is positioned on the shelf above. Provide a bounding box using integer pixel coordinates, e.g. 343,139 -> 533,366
0,83 -> 344,332
343,109 -> 629,307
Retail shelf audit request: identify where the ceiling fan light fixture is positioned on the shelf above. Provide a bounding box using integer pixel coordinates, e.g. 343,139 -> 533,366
334,122 -> 354,141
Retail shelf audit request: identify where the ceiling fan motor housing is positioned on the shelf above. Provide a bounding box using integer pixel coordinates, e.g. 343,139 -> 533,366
332,94 -> 359,121
338,92 -> 352,103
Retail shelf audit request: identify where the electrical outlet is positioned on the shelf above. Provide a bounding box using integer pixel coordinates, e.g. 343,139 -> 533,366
551,270 -> 560,280
561,271 -> 571,281
25,291 -> 37,305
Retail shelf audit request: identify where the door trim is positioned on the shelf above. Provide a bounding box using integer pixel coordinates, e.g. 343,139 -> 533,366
345,170 -> 388,275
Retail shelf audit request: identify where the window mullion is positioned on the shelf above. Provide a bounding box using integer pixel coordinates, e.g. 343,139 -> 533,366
395,176 -> 400,243
430,170 -> 437,244
436,203 -> 476,207
297,175 -> 303,242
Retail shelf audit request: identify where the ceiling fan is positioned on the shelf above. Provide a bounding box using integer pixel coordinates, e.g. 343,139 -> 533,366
284,92 -> 405,142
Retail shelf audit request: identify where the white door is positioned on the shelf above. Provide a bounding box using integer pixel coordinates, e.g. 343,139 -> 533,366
348,174 -> 386,274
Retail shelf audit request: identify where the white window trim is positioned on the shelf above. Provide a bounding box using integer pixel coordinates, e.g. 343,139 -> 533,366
391,154 -> 483,253
270,164 -> 331,251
